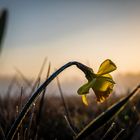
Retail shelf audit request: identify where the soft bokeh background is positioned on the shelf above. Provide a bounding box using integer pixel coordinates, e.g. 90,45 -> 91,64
0,0 -> 140,95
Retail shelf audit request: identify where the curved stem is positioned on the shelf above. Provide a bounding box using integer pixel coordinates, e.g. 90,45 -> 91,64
6,61 -> 91,140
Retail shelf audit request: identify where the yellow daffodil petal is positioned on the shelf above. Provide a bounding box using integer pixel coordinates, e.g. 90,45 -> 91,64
97,59 -> 117,75
100,74 -> 115,84
92,76 -> 114,92
77,79 -> 96,95
102,73 -> 112,78
82,95 -> 88,106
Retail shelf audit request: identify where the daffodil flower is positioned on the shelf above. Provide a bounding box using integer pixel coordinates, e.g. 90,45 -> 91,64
77,59 -> 117,105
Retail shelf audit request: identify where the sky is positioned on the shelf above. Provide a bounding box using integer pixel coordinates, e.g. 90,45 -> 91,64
0,0 -> 140,80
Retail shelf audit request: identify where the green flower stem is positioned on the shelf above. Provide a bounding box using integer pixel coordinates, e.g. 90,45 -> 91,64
6,61 -> 91,140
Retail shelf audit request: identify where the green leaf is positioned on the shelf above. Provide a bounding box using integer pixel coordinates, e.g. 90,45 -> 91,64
97,59 -> 117,75
77,79 -> 96,95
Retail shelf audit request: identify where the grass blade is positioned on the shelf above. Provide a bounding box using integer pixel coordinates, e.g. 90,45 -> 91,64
112,128 -> 125,140
23,128 -> 27,140
14,67 -> 32,88
0,124 -> 6,140
56,76 -> 77,136
101,122 -> 115,140
33,62 -> 51,139
27,103 -> 36,139
64,115 -> 77,136
29,57 -> 47,96
75,84 -> 140,140
6,75 -> 17,98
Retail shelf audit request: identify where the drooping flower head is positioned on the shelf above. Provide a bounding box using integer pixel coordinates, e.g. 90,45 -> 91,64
77,59 -> 117,105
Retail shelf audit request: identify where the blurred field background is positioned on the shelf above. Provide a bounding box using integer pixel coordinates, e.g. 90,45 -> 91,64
0,0 -> 140,140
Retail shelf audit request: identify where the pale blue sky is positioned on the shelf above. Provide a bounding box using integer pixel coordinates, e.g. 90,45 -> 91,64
0,0 -> 140,78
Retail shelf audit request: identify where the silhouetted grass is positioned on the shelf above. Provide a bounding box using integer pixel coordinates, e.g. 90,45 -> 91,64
0,60 -> 139,140
0,87 -> 140,140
